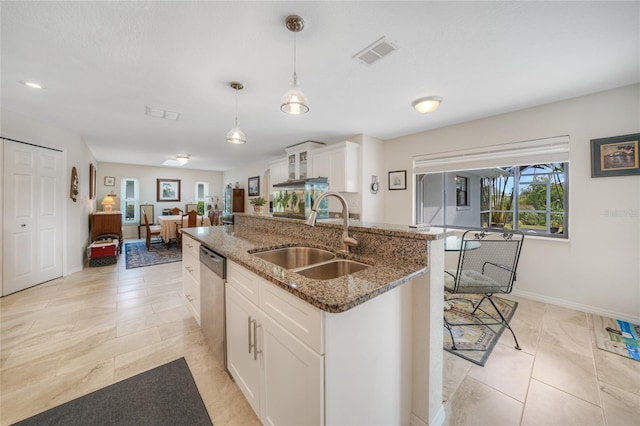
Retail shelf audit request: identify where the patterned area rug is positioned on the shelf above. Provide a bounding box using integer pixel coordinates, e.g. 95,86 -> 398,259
592,314 -> 640,361
444,293 -> 518,366
125,241 -> 181,269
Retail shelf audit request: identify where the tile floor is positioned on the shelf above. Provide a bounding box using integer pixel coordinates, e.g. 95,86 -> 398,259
1,244 -> 639,425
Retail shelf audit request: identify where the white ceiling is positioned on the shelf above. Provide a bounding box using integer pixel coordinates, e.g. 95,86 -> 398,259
2,1 -> 639,171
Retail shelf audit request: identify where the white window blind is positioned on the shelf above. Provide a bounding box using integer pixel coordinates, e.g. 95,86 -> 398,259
413,135 -> 570,174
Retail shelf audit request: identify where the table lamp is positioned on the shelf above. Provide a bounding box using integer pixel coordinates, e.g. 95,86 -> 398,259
101,192 -> 116,212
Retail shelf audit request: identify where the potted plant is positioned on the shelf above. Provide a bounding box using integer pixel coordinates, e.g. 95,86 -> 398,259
249,197 -> 267,215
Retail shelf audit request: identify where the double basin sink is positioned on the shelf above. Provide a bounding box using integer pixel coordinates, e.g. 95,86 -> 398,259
251,246 -> 370,280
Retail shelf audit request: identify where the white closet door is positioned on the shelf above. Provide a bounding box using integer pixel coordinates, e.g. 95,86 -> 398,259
3,140 -> 63,295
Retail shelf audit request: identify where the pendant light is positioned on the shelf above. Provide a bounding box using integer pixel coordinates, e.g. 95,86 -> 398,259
226,81 -> 246,144
281,15 -> 309,115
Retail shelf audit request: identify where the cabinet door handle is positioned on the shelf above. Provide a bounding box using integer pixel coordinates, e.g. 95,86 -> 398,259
253,320 -> 262,361
248,316 -> 254,355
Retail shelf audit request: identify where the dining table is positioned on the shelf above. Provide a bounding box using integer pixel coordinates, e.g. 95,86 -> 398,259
157,214 -> 211,245
444,235 -> 481,252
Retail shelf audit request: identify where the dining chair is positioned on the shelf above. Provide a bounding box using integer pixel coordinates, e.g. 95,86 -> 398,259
170,207 -> 183,216
444,229 -> 525,350
142,211 -> 163,250
176,210 -> 198,249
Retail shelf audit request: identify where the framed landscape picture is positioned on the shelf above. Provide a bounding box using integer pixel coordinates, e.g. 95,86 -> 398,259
591,133 -> 640,178
157,178 -> 181,202
104,176 -> 115,186
248,176 -> 260,196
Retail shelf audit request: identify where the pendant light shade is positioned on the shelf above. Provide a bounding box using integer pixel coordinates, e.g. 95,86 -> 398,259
227,81 -> 246,144
281,15 -> 309,115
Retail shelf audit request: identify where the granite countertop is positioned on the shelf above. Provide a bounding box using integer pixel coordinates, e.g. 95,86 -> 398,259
183,223 -> 444,313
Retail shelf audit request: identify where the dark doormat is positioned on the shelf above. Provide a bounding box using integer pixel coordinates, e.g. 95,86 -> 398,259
13,357 -> 212,426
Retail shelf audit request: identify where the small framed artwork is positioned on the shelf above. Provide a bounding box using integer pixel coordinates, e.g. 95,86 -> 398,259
104,176 -> 115,186
388,170 -> 407,190
591,133 -> 640,178
157,178 -> 181,202
248,176 -> 260,196
89,163 -> 96,199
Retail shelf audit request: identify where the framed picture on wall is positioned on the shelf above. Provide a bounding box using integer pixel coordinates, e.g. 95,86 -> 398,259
388,170 -> 407,190
157,178 -> 181,202
104,176 -> 115,186
248,176 -> 260,196
591,133 -> 640,178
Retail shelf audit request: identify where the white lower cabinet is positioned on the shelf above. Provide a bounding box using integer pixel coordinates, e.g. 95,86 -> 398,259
261,313 -> 323,426
226,260 -> 411,425
226,284 -> 261,414
226,261 -> 323,425
182,235 -> 201,324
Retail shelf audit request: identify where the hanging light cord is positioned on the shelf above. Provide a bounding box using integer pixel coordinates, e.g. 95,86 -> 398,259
234,86 -> 239,126
292,30 -> 298,85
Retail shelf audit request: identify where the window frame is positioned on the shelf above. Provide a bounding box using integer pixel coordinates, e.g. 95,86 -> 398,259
120,177 -> 139,223
416,162 -> 568,238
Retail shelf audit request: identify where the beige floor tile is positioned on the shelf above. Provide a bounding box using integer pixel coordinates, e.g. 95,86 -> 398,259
468,343 -> 534,402
2,324 -> 117,371
600,381 -> 640,426
444,376 -> 523,426
521,379 -> 604,426
0,358 -> 115,425
498,296 -> 544,355
532,319 -> 600,405
543,304 -> 588,327
442,350 -> 472,405
113,329 -> 207,380
57,327 -> 162,375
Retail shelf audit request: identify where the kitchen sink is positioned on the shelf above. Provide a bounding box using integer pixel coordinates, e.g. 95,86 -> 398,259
296,260 -> 370,280
252,246 -> 336,270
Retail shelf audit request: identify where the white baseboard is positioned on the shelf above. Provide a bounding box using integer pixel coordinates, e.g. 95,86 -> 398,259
511,289 -> 640,324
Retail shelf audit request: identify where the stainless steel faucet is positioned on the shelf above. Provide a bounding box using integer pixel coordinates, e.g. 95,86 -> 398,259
306,191 -> 359,252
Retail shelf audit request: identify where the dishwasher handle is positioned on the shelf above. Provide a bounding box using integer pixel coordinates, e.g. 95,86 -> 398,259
199,246 -> 226,279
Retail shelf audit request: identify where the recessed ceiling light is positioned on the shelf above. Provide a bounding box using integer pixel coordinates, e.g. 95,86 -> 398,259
22,81 -> 43,89
162,154 -> 190,167
412,96 -> 443,114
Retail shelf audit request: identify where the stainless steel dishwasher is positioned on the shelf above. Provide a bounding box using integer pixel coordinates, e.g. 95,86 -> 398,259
199,245 -> 227,371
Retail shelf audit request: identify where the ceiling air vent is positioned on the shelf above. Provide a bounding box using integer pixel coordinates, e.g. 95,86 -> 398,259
353,36 -> 396,65
145,106 -> 181,121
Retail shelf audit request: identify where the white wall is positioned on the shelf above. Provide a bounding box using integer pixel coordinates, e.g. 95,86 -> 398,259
1,108 -> 95,276
223,158 -> 272,213
96,162 -> 223,238
382,84 -> 640,321
357,134 -> 386,223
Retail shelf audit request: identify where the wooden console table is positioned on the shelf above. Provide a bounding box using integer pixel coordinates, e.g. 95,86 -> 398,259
90,212 -> 123,252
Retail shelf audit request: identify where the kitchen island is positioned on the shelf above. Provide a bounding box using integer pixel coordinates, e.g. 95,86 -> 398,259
183,214 -> 449,426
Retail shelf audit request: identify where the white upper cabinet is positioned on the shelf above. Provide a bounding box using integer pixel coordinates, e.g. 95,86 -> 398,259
311,141 -> 359,192
269,158 -> 288,188
284,141 -> 324,181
